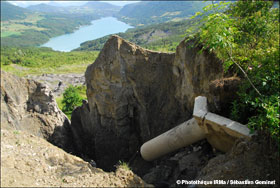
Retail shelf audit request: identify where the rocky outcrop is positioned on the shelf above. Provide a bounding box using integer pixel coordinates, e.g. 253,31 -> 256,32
1,71 -> 71,150
71,35 -> 231,170
173,39 -> 224,112
84,35 -> 178,170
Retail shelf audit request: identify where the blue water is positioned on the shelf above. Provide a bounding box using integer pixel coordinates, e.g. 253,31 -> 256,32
41,17 -> 133,52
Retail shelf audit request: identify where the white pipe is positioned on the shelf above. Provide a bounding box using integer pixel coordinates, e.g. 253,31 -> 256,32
140,96 -> 252,161
140,118 -> 206,161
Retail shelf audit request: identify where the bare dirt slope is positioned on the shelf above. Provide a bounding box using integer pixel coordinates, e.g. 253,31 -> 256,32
196,136 -> 280,187
1,128 -> 150,187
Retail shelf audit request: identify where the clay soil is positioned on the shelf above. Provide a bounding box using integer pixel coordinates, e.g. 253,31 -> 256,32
1,128 -> 151,187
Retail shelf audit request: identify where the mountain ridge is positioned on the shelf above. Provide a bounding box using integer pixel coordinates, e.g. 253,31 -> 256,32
115,1 -> 211,26
1,1 -> 32,21
27,1 -> 121,14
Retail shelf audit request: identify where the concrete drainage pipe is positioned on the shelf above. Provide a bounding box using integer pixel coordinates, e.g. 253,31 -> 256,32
140,96 -> 252,161
140,118 -> 206,161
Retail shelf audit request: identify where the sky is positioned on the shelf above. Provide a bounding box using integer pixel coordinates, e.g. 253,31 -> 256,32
8,1 -> 139,8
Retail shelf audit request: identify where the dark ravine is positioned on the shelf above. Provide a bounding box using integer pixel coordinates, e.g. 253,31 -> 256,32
70,35 -> 231,172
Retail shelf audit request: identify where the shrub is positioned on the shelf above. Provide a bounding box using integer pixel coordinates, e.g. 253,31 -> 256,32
188,1 -> 279,147
61,85 -> 82,115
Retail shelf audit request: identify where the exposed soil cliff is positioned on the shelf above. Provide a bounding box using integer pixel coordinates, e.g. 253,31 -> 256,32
1,128 -> 149,187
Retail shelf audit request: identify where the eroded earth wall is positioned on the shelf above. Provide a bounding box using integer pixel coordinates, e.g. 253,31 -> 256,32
71,35 -> 225,170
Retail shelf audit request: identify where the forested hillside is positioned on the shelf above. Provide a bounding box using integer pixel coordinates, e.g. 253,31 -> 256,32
26,4 -> 67,13
83,1 -> 121,10
115,1 -> 211,26
27,2 -> 120,16
1,1 -> 30,21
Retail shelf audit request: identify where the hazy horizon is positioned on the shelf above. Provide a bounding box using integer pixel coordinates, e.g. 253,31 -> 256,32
8,1 -> 139,8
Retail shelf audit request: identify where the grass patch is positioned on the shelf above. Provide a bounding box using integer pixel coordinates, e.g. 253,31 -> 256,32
13,130 -> 20,135
1,47 -> 99,76
1,31 -> 21,38
56,96 -> 71,119
118,161 -> 130,170
1,14 -> 46,35
56,96 -> 64,110
1,63 -> 92,77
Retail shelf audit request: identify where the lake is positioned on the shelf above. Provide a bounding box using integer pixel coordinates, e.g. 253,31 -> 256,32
41,17 -> 133,52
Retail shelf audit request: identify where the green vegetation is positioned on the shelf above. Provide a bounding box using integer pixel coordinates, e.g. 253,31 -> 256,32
13,130 -> 20,135
1,13 -> 93,47
1,14 -> 45,38
1,47 -> 99,76
1,31 -> 21,38
189,1 -> 279,146
59,85 -> 86,118
117,160 -> 131,170
115,1 -> 211,26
